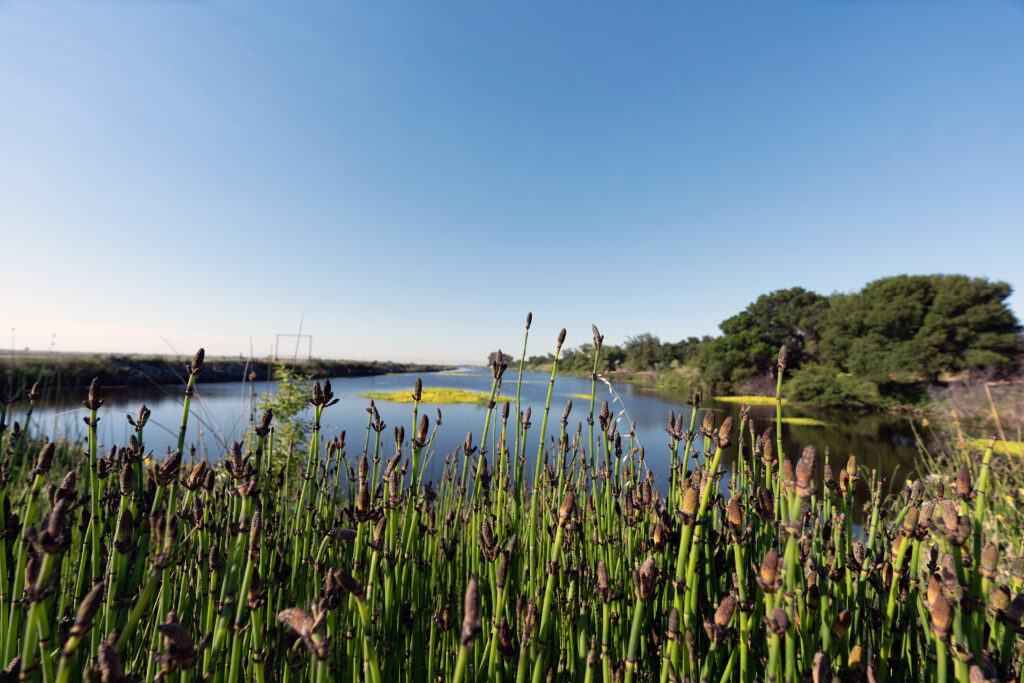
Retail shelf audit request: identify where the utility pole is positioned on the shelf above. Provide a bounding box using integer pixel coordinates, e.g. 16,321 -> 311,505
273,334 -> 314,361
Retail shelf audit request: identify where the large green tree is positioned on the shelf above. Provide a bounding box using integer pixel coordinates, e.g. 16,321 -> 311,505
697,287 -> 829,390
623,333 -> 663,372
819,275 -> 1020,382
659,336 -> 708,367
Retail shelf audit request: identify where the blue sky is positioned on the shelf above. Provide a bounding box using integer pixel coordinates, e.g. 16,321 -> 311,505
1,1 -> 1022,364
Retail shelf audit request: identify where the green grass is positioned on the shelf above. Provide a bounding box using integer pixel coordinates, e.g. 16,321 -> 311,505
360,387 -> 512,405
569,392 -> 595,400
781,416 -> 830,427
968,438 -> 1024,457
714,394 -> 788,405
0,335 -> 1019,683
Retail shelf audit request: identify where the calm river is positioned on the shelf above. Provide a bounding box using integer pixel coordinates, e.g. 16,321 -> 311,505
21,368 -> 918,502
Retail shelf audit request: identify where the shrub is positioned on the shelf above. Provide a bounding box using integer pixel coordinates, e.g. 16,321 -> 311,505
785,362 -> 882,408
258,364 -> 311,451
654,363 -> 702,394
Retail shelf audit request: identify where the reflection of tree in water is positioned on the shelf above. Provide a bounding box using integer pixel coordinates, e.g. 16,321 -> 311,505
33,370 -> 923,527
707,401 -> 916,525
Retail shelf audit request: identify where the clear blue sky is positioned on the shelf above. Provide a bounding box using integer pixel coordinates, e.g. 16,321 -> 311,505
2,1 -> 1022,364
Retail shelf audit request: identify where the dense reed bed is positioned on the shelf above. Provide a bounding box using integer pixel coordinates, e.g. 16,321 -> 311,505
0,318 -> 1021,682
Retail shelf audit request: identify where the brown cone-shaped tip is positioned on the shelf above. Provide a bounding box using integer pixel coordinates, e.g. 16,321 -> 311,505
795,446 -> 817,497
714,595 -> 737,628
461,577 -> 482,645
726,496 -> 743,528
811,652 -> 829,683
766,607 -> 789,635
955,465 -> 972,499
781,460 -> 795,491
70,580 -> 105,636
980,542 -> 998,578
989,585 -> 1011,614
929,592 -> 952,638
901,506 -> 919,536
717,416 -> 733,445
558,491 -> 575,527
848,644 -> 863,670
681,487 -> 699,518
919,500 -> 935,529
758,550 -> 780,592
35,443 -> 55,474
597,560 -> 608,592
940,500 -> 958,536
701,410 -> 715,436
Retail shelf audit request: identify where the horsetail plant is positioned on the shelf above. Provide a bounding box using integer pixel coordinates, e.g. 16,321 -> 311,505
0,335 -> 1020,683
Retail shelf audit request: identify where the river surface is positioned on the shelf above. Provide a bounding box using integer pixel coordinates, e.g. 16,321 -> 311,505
19,368 -> 918,503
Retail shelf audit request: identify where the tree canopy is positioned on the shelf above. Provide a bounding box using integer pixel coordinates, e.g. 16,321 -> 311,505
819,275 -> 1020,382
525,275 -> 1020,408
697,287 -> 829,389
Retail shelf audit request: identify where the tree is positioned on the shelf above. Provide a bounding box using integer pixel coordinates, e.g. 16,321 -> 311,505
696,288 -> 829,391
919,275 -> 1020,373
819,275 -> 1020,382
486,350 -> 515,368
601,344 -> 627,372
623,333 -> 663,372
659,336 -> 708,366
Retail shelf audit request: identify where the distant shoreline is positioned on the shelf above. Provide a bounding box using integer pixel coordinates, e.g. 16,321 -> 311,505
0,353 -> 453,392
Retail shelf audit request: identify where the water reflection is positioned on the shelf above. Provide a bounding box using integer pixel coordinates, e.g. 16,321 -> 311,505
22,369 -> 918,513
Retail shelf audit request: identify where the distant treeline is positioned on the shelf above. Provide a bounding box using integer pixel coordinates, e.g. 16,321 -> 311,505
527,274 -> 1022,409
0,354 -> 450,398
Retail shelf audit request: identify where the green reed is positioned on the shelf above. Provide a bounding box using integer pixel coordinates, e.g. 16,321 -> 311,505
0,332 -> 1021,683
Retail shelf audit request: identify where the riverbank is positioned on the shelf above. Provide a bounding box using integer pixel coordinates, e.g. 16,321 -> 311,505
0,352 -> 451,392
525,362 -> 934,415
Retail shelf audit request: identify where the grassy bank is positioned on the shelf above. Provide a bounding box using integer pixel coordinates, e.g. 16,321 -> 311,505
360,387 -> 514,405
529,361 -> 941,416
714,395 -> 787,406
0,352 -> 450,393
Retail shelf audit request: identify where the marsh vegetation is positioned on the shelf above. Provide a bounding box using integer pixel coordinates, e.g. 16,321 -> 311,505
0,318 -> 1020,682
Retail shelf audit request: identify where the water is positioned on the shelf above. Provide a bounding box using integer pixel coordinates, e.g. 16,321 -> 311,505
20,368 -> 918,500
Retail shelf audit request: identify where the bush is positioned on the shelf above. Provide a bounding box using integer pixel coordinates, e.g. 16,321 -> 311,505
784,362 -> 882,408
258,364 -> 312,452
655,363 -> 702,394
